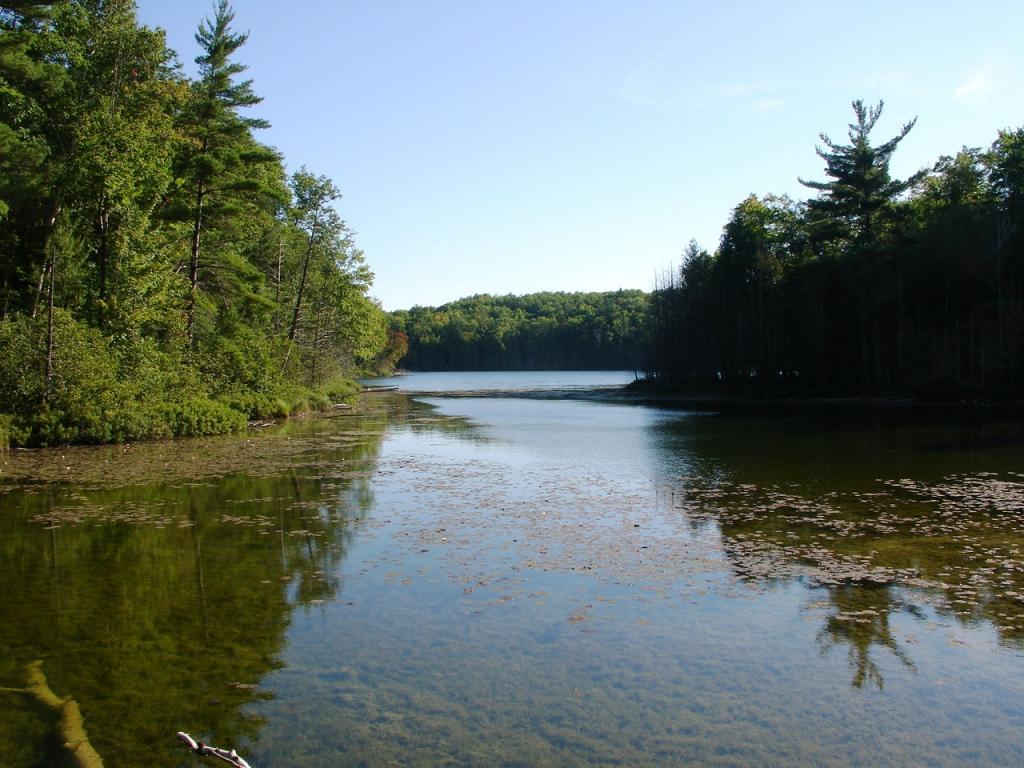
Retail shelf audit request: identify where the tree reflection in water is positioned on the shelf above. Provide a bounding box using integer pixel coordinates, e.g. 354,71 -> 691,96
654,408 -> 1024,690
812,582 -> 917,689
0,399 -> 433,768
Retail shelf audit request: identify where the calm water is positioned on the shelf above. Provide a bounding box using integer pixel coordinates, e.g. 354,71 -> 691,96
359,370 -> 637,393
2,374 -> 1024,767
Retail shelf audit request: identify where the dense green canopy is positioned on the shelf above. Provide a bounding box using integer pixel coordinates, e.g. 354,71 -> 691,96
649,101 -> 1024,399
391,290 -> 649,371
0,1 -> 389,446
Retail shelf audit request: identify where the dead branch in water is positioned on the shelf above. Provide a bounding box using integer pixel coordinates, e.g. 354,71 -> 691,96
0,660 -> 104,768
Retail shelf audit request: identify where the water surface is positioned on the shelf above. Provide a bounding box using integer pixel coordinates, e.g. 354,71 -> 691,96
359,369 -> 636,393
2,376 -> 1024,767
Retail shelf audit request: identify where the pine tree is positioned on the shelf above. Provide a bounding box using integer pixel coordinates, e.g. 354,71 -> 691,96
166,0 -> 278,345
800,99 -> 923,247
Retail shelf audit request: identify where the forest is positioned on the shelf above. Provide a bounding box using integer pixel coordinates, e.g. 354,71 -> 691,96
0,1 -> 397,447
390,290 -> 649,371
4,4 -> 1022,451
647,100 -> 1024,400
393,99 -> 1024,397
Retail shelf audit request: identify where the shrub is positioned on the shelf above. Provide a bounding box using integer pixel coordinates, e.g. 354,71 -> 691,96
0,311 -> 119,415
218,391 -> 277,420
0,311 -> 362,446
323,377 -> 361,401
305,390 -> 331,412
199,324 -> 278,396
157,398 -> 247,438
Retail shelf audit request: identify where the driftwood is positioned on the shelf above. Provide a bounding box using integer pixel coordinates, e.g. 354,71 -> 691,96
177,731 -> 253,768
0,660 -> 104,768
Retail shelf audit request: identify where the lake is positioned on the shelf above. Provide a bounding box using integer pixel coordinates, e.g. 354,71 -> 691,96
2,372 -> 1024,767
359,370 -> 638,393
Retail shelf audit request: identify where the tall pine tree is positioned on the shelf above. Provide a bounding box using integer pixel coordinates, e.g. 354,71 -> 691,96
800,99 -> 923,247
166,0 -> 278,345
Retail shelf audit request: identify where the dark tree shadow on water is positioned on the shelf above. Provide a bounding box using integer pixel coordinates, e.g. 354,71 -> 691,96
813,582 -> 917,690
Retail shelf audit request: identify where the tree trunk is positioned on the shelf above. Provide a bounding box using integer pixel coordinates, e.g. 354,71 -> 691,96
897,265 -> 905,387
288,206 -> 321,341
874,264 -> 883,388
308,293 -> 322,386
95,194 -> 111,325
43,247 -> 55,405
0,661 -> 105,768
31,260 -> 48,320
41,201 -> 62,405
186,183 -> 205,345
273,239 -> 283,333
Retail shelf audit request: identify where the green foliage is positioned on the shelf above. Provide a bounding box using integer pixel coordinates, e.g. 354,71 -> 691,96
156,396 -> 246,438
393,291 -> 649,371
649,101 -> 1024,399
165,0 -> 282,345
368,329 -> 409,375
0,1 -> 387,445
0,310 -> 115,416
0,311 -> 224,445
799,99 -> 924,247
217,375 -> 358,422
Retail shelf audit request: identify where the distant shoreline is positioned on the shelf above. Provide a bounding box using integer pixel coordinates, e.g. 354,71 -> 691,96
364,372 -> 1024,411
618,379 -> 1024,412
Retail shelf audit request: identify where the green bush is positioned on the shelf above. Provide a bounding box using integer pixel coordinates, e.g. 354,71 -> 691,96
6,401 -> 169,447
218,391 -> 276,420
157,398 -> 247,438
324,377 -> 361,401
0,311 -> 118,415
199,324 -> 278,396
305,390 -> 331,412
0,311 -> 362,446
263,378 -> 360,418
0,312 -> 137,446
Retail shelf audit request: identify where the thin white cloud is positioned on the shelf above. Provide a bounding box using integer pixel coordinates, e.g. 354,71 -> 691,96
708,83 -> 764,97
751,98 -> 786,112
619,56 -> 673,108
619,56 -> 783,112
857,71 -> 909,91
619,54 -> 706,110
953,71 -> 992,102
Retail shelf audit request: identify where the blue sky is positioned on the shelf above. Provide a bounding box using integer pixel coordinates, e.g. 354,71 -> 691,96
136,0 -> 1024,310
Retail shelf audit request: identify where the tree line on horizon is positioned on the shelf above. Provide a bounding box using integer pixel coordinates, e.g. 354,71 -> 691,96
390,290 -> 649,372
648,100 -> 1024,399
0,0 -> 393,446
391,100 -> 1024,398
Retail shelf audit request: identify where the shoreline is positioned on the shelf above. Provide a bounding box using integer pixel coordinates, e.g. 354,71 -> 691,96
401,384 -> 1024,413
